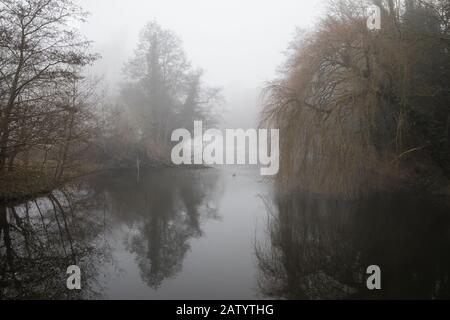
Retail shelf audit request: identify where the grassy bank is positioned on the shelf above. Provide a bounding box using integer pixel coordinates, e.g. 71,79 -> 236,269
0,166 -> 103,204
0,157 -> 182,204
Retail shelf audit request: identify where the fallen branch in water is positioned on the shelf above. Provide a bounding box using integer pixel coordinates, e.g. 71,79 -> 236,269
398,145 -> 429,159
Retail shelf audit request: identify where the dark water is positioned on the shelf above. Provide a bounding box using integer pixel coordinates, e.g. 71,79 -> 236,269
1,167 -> 450,299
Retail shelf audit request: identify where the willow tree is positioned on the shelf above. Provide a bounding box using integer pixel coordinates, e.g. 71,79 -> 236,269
262,0 -> 450,198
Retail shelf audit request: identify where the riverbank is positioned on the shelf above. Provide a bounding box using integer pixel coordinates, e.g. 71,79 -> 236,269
0,168 -> 90,204
0,160 -> 211,204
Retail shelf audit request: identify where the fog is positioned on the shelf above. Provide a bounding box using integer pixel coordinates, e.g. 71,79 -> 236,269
2,0 -> 450,301
77,0 -> 324,128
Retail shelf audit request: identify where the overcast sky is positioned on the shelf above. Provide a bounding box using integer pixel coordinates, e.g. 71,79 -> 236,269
77,0 -> 325,128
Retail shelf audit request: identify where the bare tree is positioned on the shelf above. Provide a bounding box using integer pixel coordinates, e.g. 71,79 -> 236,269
0,0 -> 98,177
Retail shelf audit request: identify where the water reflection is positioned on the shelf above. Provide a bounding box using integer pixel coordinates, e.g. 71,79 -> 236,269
3,167 -> 449,299
256,191 -> 450,299
0,168 -> 221,299
0,192 -> 108,299
89,169 -> 221,289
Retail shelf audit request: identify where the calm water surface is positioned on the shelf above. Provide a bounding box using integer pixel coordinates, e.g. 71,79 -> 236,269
1,167 -> 450,299
97,167 -> 270,299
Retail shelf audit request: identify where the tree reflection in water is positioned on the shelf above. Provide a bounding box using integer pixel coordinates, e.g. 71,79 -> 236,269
89,168 -> 221,290
256,191 -> 450,299
0,168 -> 221,298
0,190 -> 109,299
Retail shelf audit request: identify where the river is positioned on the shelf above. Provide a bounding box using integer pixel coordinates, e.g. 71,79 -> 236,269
1,167 -> 449,299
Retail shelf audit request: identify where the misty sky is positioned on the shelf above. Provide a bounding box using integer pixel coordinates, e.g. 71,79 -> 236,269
78,0 -> 325,128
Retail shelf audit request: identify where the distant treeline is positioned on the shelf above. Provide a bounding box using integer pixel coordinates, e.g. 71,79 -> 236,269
262,0 -> 450,198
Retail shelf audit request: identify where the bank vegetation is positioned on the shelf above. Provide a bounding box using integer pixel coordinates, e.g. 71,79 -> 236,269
262,0 -> 450,198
